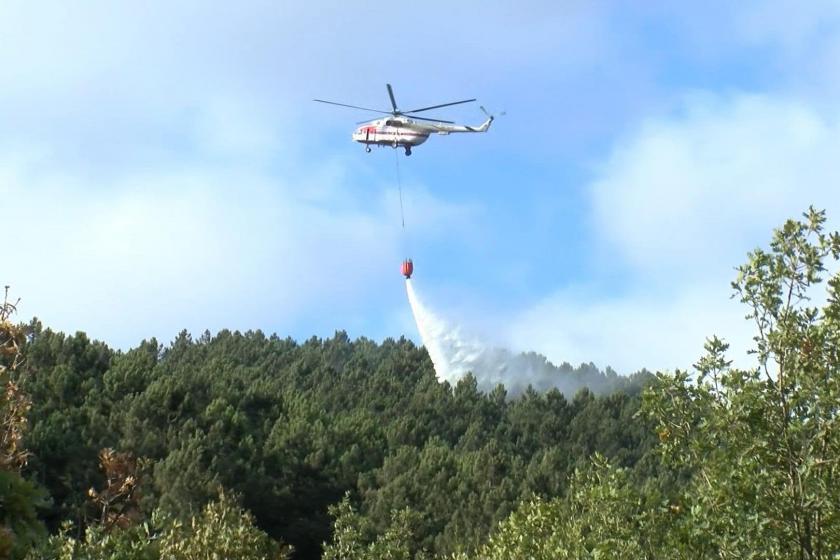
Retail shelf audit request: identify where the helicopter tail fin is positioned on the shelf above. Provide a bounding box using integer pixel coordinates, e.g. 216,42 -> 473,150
465,107 -> 495,132
474,105 -> 503,132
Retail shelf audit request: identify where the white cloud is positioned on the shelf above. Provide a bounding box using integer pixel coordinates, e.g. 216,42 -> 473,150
0,1 -> 611,103
510,93 -> 840,374
591,94 -> 840,279
509,282 -> 753,375
1,145 -> 478,348
6,0 -> 840,373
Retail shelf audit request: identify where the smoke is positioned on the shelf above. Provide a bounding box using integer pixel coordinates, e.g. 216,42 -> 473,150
406,279 -> 622,397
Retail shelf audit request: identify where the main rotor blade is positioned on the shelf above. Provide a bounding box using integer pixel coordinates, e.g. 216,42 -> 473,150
313,99 -> 392,114
386,84 -> 398,113
406,115 -> 455,124
404,98 -> 476,114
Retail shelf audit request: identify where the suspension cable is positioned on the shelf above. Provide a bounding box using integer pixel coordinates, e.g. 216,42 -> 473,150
394,148 -> 405,230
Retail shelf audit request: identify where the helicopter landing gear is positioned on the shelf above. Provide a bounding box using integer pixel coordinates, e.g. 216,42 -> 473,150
404,146 -> 412,156
365,146 -> 372,153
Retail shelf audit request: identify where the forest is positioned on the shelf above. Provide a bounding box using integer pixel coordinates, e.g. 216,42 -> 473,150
2,208 -> 840,559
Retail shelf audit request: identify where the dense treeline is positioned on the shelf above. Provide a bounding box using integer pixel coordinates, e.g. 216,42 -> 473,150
15,321 -> 653,558
448,208 -> 840,559
8,211 -> 837,558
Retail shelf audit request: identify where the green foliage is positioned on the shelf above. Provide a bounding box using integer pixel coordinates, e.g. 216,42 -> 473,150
17,323 -> 648,558
28,494 -> 290,560
9,206 -> 840,558
360,437 -> 522,554
643,207 -> 840,558
0,291 -> 49,559
158,492 -> 291,559
322,495 -> 423,560
0,470 -> 49,559
27,521 -> 158,560
20,324 -> 114,530
457,454 -> 663,559
464,207 -> 840,559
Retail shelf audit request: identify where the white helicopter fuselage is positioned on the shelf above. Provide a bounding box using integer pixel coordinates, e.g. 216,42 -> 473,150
352,119 -> 430,148
351,115 -> 493,152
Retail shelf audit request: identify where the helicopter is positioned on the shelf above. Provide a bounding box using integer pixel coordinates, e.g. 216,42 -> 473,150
314,84 -> 495,156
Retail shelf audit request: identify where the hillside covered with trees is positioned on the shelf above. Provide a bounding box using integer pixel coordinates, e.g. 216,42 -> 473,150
4,305 -> 652,559
2,209 -> 840,559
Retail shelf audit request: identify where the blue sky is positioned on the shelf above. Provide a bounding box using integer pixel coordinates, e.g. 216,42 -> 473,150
4,1 -> 840,374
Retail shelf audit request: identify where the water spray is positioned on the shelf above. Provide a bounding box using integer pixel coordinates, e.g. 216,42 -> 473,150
406,278 -> 614,396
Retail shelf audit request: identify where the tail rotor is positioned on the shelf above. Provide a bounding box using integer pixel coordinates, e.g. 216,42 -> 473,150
479,105 -> 505,120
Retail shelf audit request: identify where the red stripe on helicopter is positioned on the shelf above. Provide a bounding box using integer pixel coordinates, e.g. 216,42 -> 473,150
360,129 -> 427,137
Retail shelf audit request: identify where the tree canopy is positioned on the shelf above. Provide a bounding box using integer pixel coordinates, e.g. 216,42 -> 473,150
5,210 -> 837,559
456,207 -> 840,559
14,318 -> 650,558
